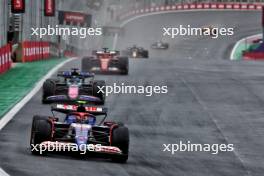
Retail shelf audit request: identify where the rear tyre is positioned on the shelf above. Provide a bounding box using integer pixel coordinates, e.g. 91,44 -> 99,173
30,116 -> 52,155
144,51 -> 149,58
118,57 -> 129,75
42,79 -> 57,104
92,80 -> 106,105
111,126 -> 129,163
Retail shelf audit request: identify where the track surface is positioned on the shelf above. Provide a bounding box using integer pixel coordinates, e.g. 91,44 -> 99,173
1,11 -> 264,176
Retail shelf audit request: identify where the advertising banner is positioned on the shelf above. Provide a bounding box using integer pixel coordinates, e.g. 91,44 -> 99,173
44,0 -> 55,16
11,0 -> 25,13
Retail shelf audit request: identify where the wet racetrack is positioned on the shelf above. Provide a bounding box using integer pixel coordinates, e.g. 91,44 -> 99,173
0,11 -> 264,176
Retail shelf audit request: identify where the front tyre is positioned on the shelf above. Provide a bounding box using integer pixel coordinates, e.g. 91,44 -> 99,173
118,57 -> 129,75
111,126 -> 129,163
30,116 -> 52,155
42,79 -> 57,104
92,80 -> 106,105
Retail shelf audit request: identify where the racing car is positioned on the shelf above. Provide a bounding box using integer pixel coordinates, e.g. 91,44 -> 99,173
151,41 -> 169,50
30,97 -> 129,163
122,45 -> 149,59
42,68 -> 105,104
82,48 -> 129,75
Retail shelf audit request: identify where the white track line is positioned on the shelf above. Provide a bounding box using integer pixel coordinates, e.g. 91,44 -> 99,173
0,168 -> 9,176
113,9 -> 257,175
0,57 -> 75,131
0,57 -> 76,176
230,34 -> 262,60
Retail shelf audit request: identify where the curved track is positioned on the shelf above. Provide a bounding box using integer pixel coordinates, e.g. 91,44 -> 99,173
1,11 -> 264,176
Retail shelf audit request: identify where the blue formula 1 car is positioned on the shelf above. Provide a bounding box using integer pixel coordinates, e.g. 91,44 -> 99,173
30,98 -> 129,163
42,68 -> 105,104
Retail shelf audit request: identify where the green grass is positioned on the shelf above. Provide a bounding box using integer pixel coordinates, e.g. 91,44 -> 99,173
0,58 -> 66,117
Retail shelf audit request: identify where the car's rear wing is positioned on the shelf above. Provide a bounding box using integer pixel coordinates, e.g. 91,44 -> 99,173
52,104 -> 107,115
57,71 -> 94,79
92,49 -> 120,56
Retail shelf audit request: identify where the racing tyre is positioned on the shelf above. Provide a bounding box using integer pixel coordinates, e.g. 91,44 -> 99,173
82,57 -> 93,72
118,57 -> 129,75
143,51 -> 149,58
30,116 -> 52,155
42,79 -> 57,104
111,126 -> 129,163
92,80 -> 106,105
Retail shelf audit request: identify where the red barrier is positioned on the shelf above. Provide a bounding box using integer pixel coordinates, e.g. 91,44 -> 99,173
243,52 -> 264,60
0,44 -> 12,74
43,42 -> 50,58
3,45 -> 7,71
22,41 -> 51,62
119,3 -> 263,20
0,40 -> 51,74
22,41 -> 28,62
0,47 -> 3,73
29,41 -> 33,62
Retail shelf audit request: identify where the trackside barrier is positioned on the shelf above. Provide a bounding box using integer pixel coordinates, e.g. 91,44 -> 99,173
118,3 -> 263,20
236,35 -> 264,60
243,52 -> 264,60
0,44 -> 12,74
22,41 -> 50,62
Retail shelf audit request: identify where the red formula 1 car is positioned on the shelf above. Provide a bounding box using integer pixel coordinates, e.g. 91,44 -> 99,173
30,98 -> 129,163
82,48 -> 129,75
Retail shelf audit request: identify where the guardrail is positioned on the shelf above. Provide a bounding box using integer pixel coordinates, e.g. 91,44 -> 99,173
0,44 -> 12,74
118,3 -> 263,21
